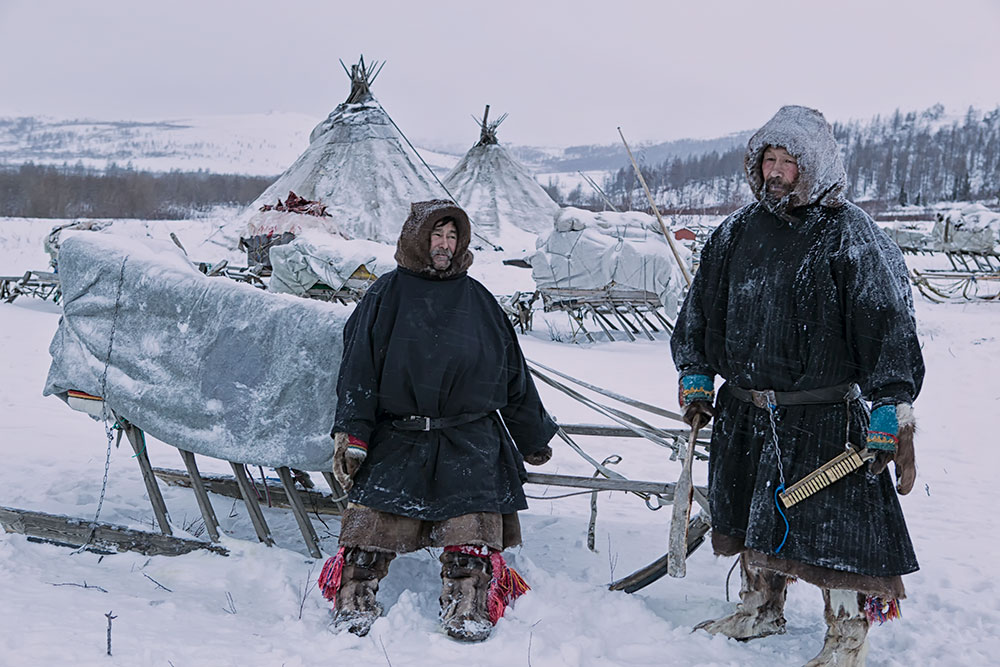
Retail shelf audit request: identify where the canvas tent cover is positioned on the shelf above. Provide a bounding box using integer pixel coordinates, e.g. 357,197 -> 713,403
529,207 -> 690,316
444,143 -> 558,236
243,100 -> 444,244
43,234 -> 348,471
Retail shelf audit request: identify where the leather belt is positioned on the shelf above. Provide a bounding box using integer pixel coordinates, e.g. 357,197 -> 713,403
726,382 -> 861,409
390,411 -> 491,431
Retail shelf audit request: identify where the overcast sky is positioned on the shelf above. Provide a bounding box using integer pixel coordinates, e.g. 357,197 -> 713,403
1,0 -> 998,148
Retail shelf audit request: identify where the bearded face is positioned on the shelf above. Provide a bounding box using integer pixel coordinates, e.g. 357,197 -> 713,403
760,145 -> 799,211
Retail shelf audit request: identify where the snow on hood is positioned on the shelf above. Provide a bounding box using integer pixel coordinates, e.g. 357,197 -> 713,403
745,105 -> 847,209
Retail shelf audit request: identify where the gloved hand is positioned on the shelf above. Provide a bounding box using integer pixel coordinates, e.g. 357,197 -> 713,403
678,374 -> 715,428
523,445 -> 552,466
683,402 -> 715,429
868,404 -> 916,495
332,431 -> 368,493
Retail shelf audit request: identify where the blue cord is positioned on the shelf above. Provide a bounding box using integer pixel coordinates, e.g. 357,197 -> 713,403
774,484 -> 790,553
131,429 -> 148,459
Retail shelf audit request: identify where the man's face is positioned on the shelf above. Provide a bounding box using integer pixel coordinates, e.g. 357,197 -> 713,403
761,146 -> 799,200
430,221 -> 458,270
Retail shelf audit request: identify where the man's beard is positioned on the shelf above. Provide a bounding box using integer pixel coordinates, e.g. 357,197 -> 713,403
762,176 -> 796,220
431,248 -> 453,270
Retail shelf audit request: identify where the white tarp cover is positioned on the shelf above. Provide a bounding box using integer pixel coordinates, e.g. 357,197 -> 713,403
244,101 -> 445,243
268,234 -> 398,295
444,143 -> 559,236
43,234 -> 349,471
529,207 -> 690,316
929,203 -> 1000,253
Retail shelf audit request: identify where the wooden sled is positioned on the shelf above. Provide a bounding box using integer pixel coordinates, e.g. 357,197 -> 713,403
539,286 -> 675,342
33,390 -> 348,560
0,270 -> 61,304
905,248 -> 1000,302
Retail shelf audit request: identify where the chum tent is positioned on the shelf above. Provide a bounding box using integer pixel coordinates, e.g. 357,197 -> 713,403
444,106 -> 559,238
243,57 -> 446,244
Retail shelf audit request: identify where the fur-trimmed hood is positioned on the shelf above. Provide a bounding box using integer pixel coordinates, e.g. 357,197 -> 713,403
393,199 -> 474,279
745,105 -> 847,211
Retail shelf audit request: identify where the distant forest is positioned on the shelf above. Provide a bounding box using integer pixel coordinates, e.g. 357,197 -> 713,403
585,104 -> 1000,212
0,163 -> 273,219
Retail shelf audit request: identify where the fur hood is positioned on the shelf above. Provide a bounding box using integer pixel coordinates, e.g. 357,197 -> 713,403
744,105 -> 848,211
393,199 -> 474,279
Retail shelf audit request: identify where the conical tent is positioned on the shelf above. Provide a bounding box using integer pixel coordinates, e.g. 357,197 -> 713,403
245,57 -> 445,243
444,106 -> 559,237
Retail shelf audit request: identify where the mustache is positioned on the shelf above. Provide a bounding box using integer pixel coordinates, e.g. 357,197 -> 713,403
431,247 -> 454,258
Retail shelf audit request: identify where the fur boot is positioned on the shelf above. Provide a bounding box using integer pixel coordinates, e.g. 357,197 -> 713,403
695,552 -> 788,640
332,548 -> 395,637
804,589 -> 870,666
439,548 -> 493,642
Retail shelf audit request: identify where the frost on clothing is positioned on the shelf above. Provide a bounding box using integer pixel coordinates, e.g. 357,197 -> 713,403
334,201 -> 557,523
333,268 -> 557,521
670,105 -> 925,591
43,234 -> 349,471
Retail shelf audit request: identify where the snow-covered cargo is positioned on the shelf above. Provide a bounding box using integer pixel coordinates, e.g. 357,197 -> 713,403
268,234 -> 397,296
529,207 -> 690,316
43,234 -> 348,471
929,203 -> 1000,253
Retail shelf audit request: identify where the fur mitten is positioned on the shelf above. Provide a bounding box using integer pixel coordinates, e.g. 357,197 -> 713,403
332,432 -> 368,493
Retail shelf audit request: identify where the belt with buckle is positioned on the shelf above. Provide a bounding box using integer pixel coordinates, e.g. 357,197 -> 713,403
390,411 -> 491,431
726,382 -> 861,409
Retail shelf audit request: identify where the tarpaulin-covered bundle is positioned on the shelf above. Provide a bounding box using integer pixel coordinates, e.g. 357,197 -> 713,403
528,207 -> 690,316
268,234 -> 397,296
43,234 -> 350,471
929,203 -> 1000,253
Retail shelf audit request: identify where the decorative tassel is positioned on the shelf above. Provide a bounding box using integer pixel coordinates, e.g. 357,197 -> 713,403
444,545 -> 531,625
317,547 -> 346,603
865,596 -> 901,624
487,551 -> 531,625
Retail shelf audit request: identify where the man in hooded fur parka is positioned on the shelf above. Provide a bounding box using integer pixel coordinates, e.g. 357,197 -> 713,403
319,199 -> 558,642
671,106 -> 924,666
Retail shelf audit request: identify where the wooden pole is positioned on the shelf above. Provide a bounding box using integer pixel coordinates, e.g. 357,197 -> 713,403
617,127 -> 693,287
667,420 -> 701,577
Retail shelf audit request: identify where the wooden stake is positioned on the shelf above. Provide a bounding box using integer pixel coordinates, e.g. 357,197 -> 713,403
617,127 -> 693,287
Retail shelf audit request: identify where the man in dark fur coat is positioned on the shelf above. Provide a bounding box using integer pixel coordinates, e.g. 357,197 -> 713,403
320,199 -> 557,642
671,106 -> 924,666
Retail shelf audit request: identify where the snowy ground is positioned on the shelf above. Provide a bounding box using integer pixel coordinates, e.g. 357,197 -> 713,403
1,217 -> 999,666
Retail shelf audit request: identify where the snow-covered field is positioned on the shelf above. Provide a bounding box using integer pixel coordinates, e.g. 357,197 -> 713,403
1,216 -> 998,666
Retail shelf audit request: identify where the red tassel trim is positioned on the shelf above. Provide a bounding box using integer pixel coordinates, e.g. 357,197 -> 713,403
865,596 -> 901,624
488,551 -> 530,625
443,545 -> 531,625
317,547 -> 346,603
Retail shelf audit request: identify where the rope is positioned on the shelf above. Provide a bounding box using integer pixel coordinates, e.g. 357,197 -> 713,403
529,365 -> 687,456
527,358 -> 687,423
378,102 -> 502,252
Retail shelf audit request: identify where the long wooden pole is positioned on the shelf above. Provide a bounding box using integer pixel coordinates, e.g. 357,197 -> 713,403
617,127 -> 693,287
667,420 -> 701,577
